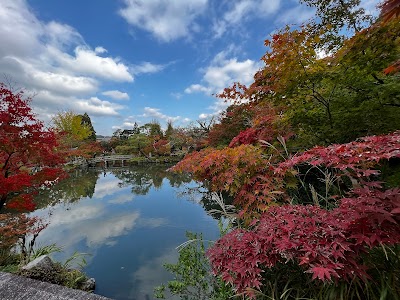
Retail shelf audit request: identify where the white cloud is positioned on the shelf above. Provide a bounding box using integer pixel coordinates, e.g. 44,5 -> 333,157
360,0 -> 381,15
113,116 -> 142,130
186,49 -> 261,96
30,91 -> 124,120
198,113 -> 210,119
115,108 -> 185,131
0,0 -> 133,123
30,69 -> 98,95
170,92 -> 183,99
213,0 -> 281,37
131,61 -> 165,75
76,97 -> 124,117
102,90 -> 130,100
119,0 -> 208,42
143,107 -> 181,122
95,46 -> 107,54
184,84 -> 212,94
188,48 -> 261,117
120,122 -> 139,129
277,5 -> 316,25
44,21 -> 83,49
0,1 -> 44,58
54,46 -> 133,82
203,58 -> 257,91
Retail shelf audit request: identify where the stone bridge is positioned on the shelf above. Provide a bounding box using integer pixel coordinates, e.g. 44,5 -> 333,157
88,155 -> 135,168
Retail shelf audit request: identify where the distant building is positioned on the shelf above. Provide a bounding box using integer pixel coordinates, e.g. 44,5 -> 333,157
120,129 -> 136,139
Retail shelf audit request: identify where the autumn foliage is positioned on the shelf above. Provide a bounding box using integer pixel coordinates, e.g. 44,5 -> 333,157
170,2 -> 400,297
206,131 -> 400,297
208,187 -> 400,296
277,131 -> 400,178
171,144 -> 285,216
0,84 -> 65,211
380,0 -> 400,22
0,213 -> 46,264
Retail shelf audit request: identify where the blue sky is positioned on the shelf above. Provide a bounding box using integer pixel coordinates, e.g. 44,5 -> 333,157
0,0 -> 380,135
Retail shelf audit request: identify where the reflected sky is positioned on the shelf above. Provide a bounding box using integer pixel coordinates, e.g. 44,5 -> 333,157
32,167 -> 220,300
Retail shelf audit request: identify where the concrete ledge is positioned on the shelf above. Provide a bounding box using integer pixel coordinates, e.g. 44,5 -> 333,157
0,272 -> 112,300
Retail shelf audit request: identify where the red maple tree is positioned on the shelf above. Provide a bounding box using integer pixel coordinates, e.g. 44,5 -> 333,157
0,84 -> 65,211
206,131 -> 400,298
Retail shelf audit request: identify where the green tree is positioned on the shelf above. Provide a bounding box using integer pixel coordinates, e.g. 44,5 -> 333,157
128,133 -> 152,157
52,111 -> 92,146
165,120 -> 174,138
79,113 -> 96,141
300,0 -> 373,50
141,120 -> 163,137
132,122 -> 140,134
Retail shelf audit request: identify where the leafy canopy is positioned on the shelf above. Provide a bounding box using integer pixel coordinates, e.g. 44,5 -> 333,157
0,84 -> 65,211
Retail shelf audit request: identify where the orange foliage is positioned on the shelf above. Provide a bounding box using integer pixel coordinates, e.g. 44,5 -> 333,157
0,213 -> 46,264
171,144 -> 285,217
380,0 -> 400,22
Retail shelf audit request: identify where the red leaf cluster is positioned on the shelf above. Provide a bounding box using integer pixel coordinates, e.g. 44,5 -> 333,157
207,187 -> 400,297
171,145 -> 285,215
152,139 -> 171,155
380,0 -> 400,22
277,131 -> 400,178
204,131 -> 400,297
229,127 -> 258,147
0,213 -> 46,252
0,84 -> 65,211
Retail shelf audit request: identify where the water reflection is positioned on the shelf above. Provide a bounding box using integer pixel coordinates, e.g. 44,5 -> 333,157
35,169 -> 99,208
32,165 -> 220,300
112,164 -> 192,195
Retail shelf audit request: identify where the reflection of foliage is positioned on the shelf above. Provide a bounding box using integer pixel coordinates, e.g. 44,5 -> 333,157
177,183 -> 236,221
0,214 -> 45,267
34,169 -> 99,208
112,165 -> 192,196
154,232 -> 234,300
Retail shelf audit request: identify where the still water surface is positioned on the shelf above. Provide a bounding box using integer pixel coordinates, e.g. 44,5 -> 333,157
33,165 -> 220,300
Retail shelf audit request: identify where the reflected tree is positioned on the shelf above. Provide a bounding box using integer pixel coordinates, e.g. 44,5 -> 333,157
34,169 -> 99,209
176,181 -> 236,221
112,165 -> 192,196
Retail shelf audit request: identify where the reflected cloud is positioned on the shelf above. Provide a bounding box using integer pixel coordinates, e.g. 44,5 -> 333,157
86,212 -> 140,246
139,218 -> 168,228
49,204 -> 104,226
128,248 -> 179,300
93,177 -> 125,199
108,194 -> 135,204
30,168 -> 219,300
37,203 -> 140,248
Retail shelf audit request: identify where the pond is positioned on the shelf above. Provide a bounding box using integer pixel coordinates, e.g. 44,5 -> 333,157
32,165 -> 222,300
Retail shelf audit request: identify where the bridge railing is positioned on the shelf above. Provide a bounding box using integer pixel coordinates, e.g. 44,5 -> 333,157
89,155 -> 135,163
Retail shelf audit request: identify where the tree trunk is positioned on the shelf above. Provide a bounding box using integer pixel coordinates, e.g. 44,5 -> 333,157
0,194 -> 7,212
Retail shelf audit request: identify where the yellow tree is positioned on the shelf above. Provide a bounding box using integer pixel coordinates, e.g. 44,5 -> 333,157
52,111 -> 92,147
